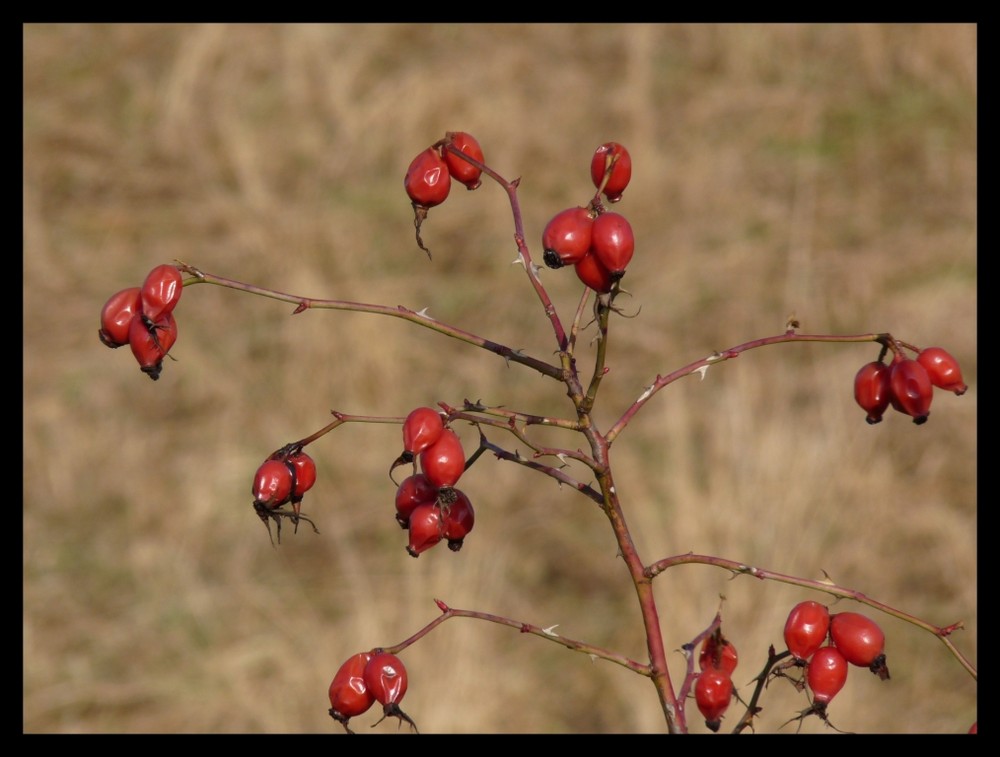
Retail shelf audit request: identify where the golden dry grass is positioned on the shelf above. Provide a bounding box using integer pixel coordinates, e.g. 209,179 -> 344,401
24,23 -> 976,734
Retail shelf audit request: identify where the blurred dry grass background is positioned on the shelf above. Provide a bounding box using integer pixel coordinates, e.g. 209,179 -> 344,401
23,23 -> 976,734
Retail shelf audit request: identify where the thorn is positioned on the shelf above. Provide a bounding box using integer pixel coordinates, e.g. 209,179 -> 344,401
415,307 -> 432,319
511,252 -> 527,269
637,384 -> 655,403
695,365 -> 710,380
542,624 -> 560,636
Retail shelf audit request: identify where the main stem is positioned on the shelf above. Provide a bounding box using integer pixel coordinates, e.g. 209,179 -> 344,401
568,299 -> 682,733
595,457 -> 683,732
431,154 -> 684,730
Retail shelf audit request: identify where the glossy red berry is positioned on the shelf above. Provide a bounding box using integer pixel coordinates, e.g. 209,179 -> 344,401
854,361 -> 892,425
784,601 -> 830,661
395,473 -> 439,529
402,407 -> 445,457
391,407 -> 447,482
288,450 -> 317,501
917,347 -> 968,396
405,147 -> 451,208
406,502 -> 444,557
364,652 -> 408,706
695,669 -> 733,732
889,355 -> 933,424
699,632 -> 739,676
542,207 -> 594,269
591,142 -> 632,203
252,451 -> 321,544
252,458 -> 294,510
807,645 -> 849,706
420,428 -> 465,490
590,211 -> 634,279
441,488 -> 475,551
99,286 -> 143,348
364,652 -> 418,731
830,611 -> 889,680
139,264 -> 183,322
574,250 -> 614,294
328,652 -> 376,733
128,312 -> 178,381
443,131 -> 484,190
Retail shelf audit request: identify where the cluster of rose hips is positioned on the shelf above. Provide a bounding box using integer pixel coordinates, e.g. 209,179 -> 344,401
404,131 -> 485,257
391,407 -> 475,557
781,601 -> 889,718
541,142 -> 636,294
96,135 -> 972,734
854,346 -> 967,425
328,650 -> 417,734
250,443 -> 319,544
694,628 -> 739,732
98,264 -> 184,380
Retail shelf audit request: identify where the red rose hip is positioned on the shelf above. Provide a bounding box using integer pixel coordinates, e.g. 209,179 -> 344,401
441,488 -> 475,551
99,286 -> 143,348
402,407 -> 445,458
829,611 -> 889,680
140,264 -> 183,321
784,600 -> 830,661
406,502 -> 444,556
807,645 -> 849,706
695,669 -> 733,732
443,131 -> 484,190
405,147 -> 451,208
328,652 -> 376,733
419,428 -> 465,489
395,473 -> 439,529
128,312 -> 178,381
591,142 -> 632,203
889,355 -> 933,424
854,360 -> 892,425
574,251 -> 614,294
590,211 -> 634,279
542,207 -> 594,269
917,347 -> 967,395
